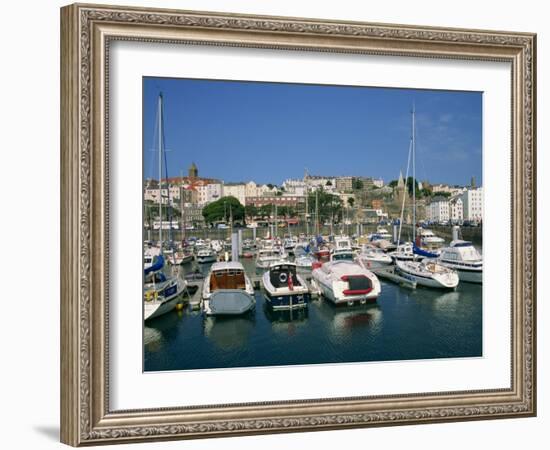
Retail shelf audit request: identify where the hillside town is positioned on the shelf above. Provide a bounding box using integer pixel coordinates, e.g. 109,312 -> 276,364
144,162 -> 483,230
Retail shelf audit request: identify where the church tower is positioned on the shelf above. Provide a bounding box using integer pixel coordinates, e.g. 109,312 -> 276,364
395,170 -> 408,207
188,162 -> 198,179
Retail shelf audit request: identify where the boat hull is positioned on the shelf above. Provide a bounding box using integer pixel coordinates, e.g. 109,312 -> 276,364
265,291 -> 310,310
439,264 -> 482,283
316,279 -> 378,305
144,286 -> 184,321
197,255 -> 217,264
357,257 -> 392,270
395,264 -> 459,289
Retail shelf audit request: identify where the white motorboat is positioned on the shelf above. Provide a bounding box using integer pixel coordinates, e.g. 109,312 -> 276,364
417,228 -> 445,246
312,250 -> 381,306
395,260 -> 459,289
144,245 -> 161,271
370,226 -> 392,241
294,244 -> 317,271
210,240 -> 224,253
331,235 -> 353,253
369,235 -> 397,252
262,262 -> 310,310
196,246 -> 217,264
201,262 -> 255,316
255,247 -> 287,269
167,249 -> 194,265
389,242 -> 417,261
283,237 -> 297,252
356,245 -> 393,269
437,240 -> 483,283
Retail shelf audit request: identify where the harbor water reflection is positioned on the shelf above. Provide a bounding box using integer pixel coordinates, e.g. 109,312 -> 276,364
144,256 -> 482,371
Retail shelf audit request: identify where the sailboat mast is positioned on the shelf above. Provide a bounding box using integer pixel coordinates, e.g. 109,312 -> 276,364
158,93 -> 163,251
315,190 -> 319,236
304,169 -> 309,237
412,105 -> 416,243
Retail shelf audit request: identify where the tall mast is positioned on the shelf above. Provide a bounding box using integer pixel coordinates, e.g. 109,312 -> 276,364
158,93 -> 163,251
274,203 -> 278,238
304,168 -> 309,237
315,190 -> 319,236
180,170 -> 185,244
412,105 -> 416,243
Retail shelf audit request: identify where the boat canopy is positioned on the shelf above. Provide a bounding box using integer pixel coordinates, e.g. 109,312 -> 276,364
412,243 -> 439,259
144,254 -> 164,275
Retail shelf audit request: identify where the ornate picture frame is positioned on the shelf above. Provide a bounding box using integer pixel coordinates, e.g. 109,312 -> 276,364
60,3 -> 536,446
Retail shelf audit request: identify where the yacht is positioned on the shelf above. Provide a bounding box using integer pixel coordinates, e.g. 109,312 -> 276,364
143,255 -> 187,321
356,245 -> 393,269
395,260 -> 459,289
196,246 -> 217,264
262,262 -> 310,310
369,234 -> 397,252
294,244 -> 317,271
389,242 -> 418,261
210,240 -> 224,253
144,245 -> 161,271
283,236 -> 297,252
311,250 -> 381,306
166,249 -> 194,265
331,235 -> 353,253
370,226 -> 392,241
255,247 -> 287,269
437,240 -> 483,283
201,261 -> 255,316
417,228 -> 445,246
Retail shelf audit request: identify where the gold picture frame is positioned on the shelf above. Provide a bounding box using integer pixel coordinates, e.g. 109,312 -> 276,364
60,3 -> 536,446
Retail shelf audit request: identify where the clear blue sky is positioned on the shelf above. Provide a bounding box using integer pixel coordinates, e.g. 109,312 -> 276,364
143,77 -> 482,186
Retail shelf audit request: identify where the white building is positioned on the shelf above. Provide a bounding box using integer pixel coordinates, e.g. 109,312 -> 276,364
282,179 -> 307,196
305,176 -> 336,192
196,182 -> 222,206
144,185 -> 172,206
372,178 -> 384,188
432,184 -> 466,197
427,196 -> 450,223
244,181 -> 273,198
461,187 -> 483,221
223,183 -> 247,205
449,196 -> 463,222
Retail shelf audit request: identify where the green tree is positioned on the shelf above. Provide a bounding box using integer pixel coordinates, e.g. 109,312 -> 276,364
258,204 -> 273,218
144,202 -> 181,221
347,197 -> 355,208
307,189 -> 343,224
245,204 -> 259,218
326,180 -> 333,187
405,177 -> 427,198
202,196 -> 244,225
388,179 -> 398,188
352,178 -> 364,190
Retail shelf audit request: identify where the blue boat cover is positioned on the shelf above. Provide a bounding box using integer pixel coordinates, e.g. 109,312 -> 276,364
144,254 -> 165,275
210,289 -> 254,315
413,243 -> 439,258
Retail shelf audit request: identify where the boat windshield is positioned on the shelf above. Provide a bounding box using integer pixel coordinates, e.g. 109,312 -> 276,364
332,252 -> 354,261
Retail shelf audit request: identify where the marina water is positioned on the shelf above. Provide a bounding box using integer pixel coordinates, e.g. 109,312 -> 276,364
144,256 -> 482,372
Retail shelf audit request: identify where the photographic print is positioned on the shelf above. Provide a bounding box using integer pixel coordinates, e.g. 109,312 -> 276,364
142,77 -> 483,372
61,4 -> 535,444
